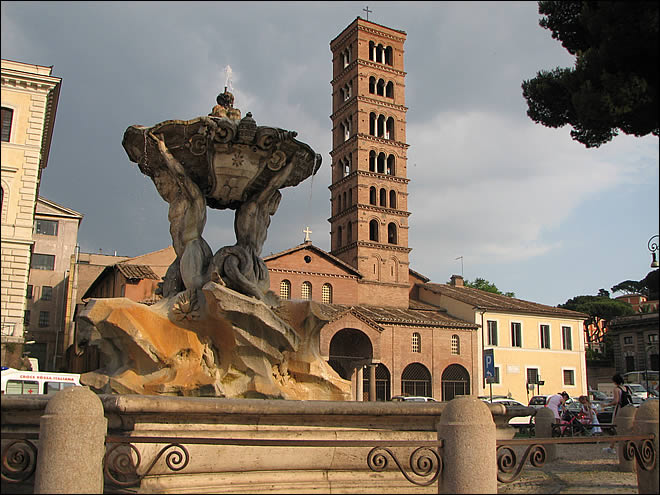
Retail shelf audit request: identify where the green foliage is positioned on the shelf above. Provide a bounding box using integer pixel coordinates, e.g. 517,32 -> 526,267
559,294 -> 635,324
522,1 -> 659,148
461,277 -> 516,297
611,269 -> 659,299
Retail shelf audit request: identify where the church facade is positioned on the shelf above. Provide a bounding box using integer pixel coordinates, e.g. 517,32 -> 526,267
264,18 -> 480,401
264,17 -> 588,402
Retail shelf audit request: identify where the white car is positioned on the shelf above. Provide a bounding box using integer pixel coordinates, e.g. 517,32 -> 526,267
391,395 -> 437,402
482,398 -> 533,430
626,383 -> 649,400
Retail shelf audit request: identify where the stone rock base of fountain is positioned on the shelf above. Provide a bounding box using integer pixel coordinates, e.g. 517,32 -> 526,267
77,282 -> 351,400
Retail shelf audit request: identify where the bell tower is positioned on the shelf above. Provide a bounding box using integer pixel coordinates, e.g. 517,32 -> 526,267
329,17 -> 411,308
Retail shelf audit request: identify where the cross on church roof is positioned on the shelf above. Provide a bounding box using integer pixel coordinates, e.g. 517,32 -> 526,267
363,5 -> 372,21
303,226 -> 312,242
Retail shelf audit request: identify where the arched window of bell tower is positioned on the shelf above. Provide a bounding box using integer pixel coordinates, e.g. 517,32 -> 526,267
385,46 -> 393,66
369,113 -> 376,136
376,79 -> 385,96
376,44 -> 384,63
387,223 -> 398,244
377,115 -> 385,138
386,117 -> 395,140
369,187 -> 377,205
369,219 -> 379,242
369,150 -> 376,171
389,190 -> 397,209
386,81 -> 394,98
369,76 -> 376,94
379,188 -> 387,207
369,41 -> 375,61
387,154 -> 395,175
377,152 -> 386,174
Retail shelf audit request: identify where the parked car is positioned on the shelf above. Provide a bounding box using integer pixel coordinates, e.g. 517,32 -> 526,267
390,395 -> 437,402
626,383 -> 650,400
482,398 -> 533,432
528,395 -> 549,409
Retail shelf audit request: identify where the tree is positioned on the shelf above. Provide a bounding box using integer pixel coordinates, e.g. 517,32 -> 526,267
560,292 -> 635,364
522,1 -> 659,148
611,269 -> 660,299
559,294 -> 635,323
462,277 -> 515,297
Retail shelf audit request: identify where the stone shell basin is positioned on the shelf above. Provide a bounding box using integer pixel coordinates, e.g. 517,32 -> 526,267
122,115 -> 321,210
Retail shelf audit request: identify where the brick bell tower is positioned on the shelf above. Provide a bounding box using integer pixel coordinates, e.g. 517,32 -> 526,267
329,17 -> 411,308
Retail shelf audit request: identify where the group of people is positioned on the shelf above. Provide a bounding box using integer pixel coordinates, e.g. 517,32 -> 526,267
543,374 -> 632,455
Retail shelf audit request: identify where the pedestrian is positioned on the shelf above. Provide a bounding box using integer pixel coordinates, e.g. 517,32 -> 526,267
603,374 -> 628,454
578,395 -> 602,435
545,391 -> 569,422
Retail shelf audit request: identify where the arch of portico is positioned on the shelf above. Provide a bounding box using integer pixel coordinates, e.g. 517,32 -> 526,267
320,311 -> 383,401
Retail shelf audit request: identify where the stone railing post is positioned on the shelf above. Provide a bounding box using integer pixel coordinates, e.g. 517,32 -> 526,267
34,386 -> 107,494
535,408 -> 557,462
633,399 -> 659,494
437,396 -> 496,493
615,405 -> 636,472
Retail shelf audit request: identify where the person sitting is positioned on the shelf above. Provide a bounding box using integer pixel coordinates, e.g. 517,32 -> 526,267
578,395 -> 602,435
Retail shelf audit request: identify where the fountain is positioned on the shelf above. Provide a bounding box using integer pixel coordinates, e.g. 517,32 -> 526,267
77,88 -> 351,400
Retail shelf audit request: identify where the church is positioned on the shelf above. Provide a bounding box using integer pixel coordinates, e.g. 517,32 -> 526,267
263,17 -> 479,402
263,16 -> 588,403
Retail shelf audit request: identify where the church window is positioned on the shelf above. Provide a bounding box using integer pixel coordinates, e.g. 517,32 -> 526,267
386,117 -> 395,140
389,190 -> 397,209
369,220 -> 379,242
377,115 -> 385,137
377,152 -> 386,173
369,41 -> 375,61
376,43 -> 384,63
451,335 -> 460,355
385,46 -> 393,66
387,154 -> 395,175
386,81 -> 394,98
412,332 -> 421,353
322,283 -> 333,304
387,223 -> 397,244
347,221 -> 352,243
343,191 -> 347,210
369,76 -> 376,94
369,150 -> 376,171
376,78 -> 385,96
1,107 -> 14,142
369,113 -> 376,136
369,187 -> 377,205
379,188 -> 387,207
301,281 -> 312,300
343,158 -> 350,177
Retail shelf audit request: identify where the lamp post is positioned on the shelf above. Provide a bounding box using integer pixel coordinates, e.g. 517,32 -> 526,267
649,235 -> 659,268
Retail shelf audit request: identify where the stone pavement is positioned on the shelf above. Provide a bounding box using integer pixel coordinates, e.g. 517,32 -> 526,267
497,442 -> 638,494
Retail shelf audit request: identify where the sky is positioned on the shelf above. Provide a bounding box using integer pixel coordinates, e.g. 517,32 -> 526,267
2,1 -> 658,307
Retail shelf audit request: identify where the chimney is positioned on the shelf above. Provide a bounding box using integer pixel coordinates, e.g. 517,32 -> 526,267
450,275 -> 464,287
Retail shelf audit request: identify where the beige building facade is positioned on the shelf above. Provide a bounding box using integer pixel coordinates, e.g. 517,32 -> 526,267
24,197 -> 82,371
417,276 -> 588,403
1,59 -> 61,366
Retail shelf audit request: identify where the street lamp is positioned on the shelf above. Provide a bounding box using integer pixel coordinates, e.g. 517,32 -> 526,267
649,235 -> 659,268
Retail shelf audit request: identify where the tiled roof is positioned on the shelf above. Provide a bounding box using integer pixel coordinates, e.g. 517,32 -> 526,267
264,242 -> 362,277
316,303 -> 478,329
409,268 -> 430,283
420,283 -> 587,319
116,263 -> 159,280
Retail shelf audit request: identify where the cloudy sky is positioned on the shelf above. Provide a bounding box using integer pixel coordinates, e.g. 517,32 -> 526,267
2,1 -> 658,307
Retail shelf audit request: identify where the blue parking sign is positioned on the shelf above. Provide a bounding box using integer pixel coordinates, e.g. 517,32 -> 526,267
483,349 -> 494,380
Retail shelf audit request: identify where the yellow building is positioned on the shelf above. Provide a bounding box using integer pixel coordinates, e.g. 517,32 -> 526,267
417,275 -> 588,403
1,59 -> 62,367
